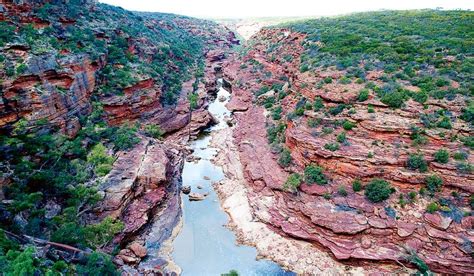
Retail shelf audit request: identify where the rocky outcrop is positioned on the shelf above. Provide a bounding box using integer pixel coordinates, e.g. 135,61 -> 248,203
0,52 -> 99,137
224,27 -> 474,274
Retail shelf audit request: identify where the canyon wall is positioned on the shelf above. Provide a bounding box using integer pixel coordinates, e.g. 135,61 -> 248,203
224,19 -> 473,274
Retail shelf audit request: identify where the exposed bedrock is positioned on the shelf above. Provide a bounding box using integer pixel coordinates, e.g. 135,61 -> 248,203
223,27 -> 474,274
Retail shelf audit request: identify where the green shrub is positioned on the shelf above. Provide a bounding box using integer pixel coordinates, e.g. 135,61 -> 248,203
461,136 -> 474,149
436,116 -> 452,129
222,270 -> 239,276
453,151 -> 468,161
329,104 -> 346,116
295,107 -> 305,116
283,173 -> 302,192
145,124 -> 164,139
304,165 -> 327,185
112,123 -> 140,150
84,216 -> 124,249
323,77 -> 332,84
434,149 -> 449,163
87,143 -> 115,176
267,123 -> 285,144
357,89 -> 369,102
338,186 -> 348,196
365,179 -> 392,202
188,93 -> 199,110
352,179 -> 362,192
426,202 -> 439,213
324,143 -> 339,151
307,118 -> 320,128
381,91 -> 406,108
16,64 -> 28,75
460,102 -> 473,124
342,120 -> 356,130
313,97 -> 324,111
367,104 -> 375,113
77,252 -> 119,276
322,127 -> 334,135
406,154 -> 428,172
336,132 -> 347,143
272,106 -> 282,120
425,175 -> 443,194
278,148 -> 292,167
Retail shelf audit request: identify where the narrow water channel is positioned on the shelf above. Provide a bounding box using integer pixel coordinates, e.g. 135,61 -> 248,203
172,81 -> 294,276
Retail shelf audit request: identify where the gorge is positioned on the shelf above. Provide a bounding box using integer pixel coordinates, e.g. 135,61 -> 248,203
0,1 -> 473,275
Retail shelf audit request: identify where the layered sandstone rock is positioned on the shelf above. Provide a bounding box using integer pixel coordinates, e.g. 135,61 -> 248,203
224,28 -> 474,274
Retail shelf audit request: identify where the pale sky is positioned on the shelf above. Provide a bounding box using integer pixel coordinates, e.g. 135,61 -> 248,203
99,0 -> 473,18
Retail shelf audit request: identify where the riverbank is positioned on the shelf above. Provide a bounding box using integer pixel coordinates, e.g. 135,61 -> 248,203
210,126 -> 369,275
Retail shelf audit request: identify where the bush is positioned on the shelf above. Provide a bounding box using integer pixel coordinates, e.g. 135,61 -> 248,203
434,149 -> 449,163
267,123 -> 285,144
357,89 -> 369,102
304,165 -> 327,185
87,143 -> 115,177
329,104 -> 346,116
352,179 -> 362,192
283,173 -> 302,192
426,202 -> 439,213
365,179 -> 392,202
406,154 -> 428,172
77,252 -> 119,276
436,116 -> 452,129
368,104 -> 375,113
144,124 -> 164,139
425,175 -> 443,194
313,97 -> 324,111
324,143 -> 339,151
16,64 -> 28,75
338,186 -> 348,196
112,123 -> 140,150
453,151 -> 468,161
342,120 -> 356,130
381,91 -> 405,108
323,77 -> 332,84
83,217 -> 124,249
222,270 -> 239,276
336,132 -> 347,143
188,93 -> 199,110
278,148 -> 292,167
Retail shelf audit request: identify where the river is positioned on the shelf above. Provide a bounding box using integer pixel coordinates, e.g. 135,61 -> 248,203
171,81 -> 294,276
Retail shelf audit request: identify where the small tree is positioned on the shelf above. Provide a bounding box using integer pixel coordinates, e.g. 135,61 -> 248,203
365,179 -> 392,202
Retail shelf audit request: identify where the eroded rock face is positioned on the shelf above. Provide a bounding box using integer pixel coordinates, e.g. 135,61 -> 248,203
0,53 -> 98,137
224,28 -> 474,274
99,138 -> 171,240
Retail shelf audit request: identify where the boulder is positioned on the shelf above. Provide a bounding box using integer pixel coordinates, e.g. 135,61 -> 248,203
188,192 -> 208,201
181,186 -> 191,194
128,242 -> 147,258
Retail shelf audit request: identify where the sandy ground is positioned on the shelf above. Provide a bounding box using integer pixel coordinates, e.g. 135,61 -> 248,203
209,127 -> 369,275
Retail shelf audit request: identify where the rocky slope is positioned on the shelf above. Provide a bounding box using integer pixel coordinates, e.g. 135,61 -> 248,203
223,10 -> 473,274
0,0 -> 237,274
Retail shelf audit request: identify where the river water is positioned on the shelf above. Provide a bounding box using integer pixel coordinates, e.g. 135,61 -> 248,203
171,82 -> 294,276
